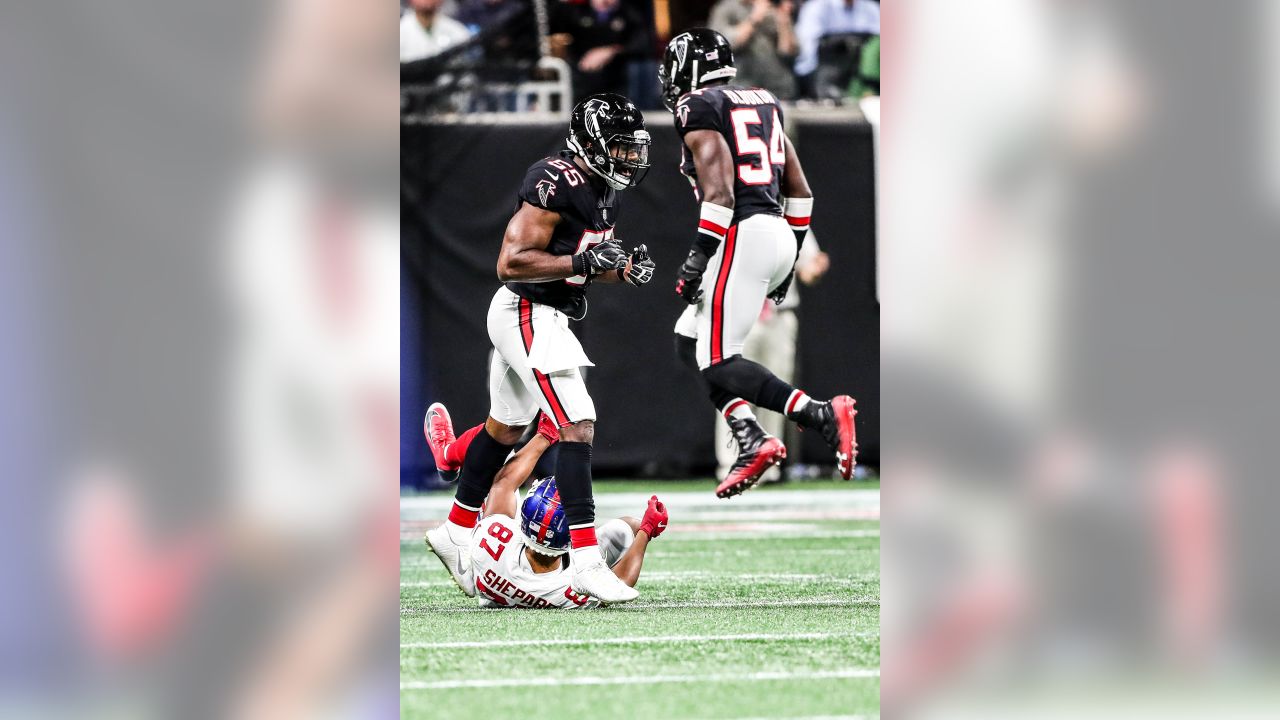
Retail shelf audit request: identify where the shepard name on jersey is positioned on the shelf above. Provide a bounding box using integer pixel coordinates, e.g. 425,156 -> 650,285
506,150 -> 618,321
675,85 -> 786,225
470,515 -> 599,609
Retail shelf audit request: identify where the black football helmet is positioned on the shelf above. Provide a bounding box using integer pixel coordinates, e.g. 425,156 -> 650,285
566,93 -> 652,190
659,28 -> 737,112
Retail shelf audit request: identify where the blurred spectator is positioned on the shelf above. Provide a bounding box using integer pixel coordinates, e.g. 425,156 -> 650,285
553,0 -> 652,102
400,0 -> 472,62
709,0 -> 798,100
454,0 -> 521,31
714,231 -> 830,481
794,0 -> 879,96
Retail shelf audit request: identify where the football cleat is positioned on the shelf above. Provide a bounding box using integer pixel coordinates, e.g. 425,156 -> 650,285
715,417 -> 787,499
571,559 -> 639,604
792,396 -> 858,480
424,402 -> 460,483
424,523 -> 476,598
830,395 -> 858,480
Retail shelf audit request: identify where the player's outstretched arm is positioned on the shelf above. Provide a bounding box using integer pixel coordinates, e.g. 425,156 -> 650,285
484,419 -> 560,518
611,497 -> 668,587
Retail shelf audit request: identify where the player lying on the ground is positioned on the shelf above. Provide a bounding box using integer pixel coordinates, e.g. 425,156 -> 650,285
660,28 -> 858,498
425,403 -> 669,607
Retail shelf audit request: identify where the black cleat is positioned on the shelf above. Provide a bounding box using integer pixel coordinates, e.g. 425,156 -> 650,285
716,417 -> 787,499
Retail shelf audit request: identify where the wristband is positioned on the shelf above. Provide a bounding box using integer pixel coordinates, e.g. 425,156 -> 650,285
572,253 -> 587,277
782,196 -> 813,238
694,201 -> 734,256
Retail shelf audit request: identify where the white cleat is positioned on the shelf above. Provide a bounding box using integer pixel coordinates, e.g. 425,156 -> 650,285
424,523 -> 475,598
571,559 -> 639,604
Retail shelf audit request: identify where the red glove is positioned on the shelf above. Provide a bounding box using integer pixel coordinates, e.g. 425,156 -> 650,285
639,495 -> 668,539
535,411 -> 560,445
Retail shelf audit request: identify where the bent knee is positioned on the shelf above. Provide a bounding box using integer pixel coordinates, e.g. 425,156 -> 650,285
485,417 -> 527,445
560,420 -> 595,444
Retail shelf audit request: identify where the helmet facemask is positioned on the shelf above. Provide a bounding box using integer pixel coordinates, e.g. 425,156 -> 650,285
569,129 -> 651,191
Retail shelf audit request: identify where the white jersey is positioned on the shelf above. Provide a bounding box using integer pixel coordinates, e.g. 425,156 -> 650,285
470,515 -> 597,609
469,515 -> 636,609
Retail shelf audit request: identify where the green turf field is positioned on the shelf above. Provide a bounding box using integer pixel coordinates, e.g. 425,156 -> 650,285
401,480 -> 880,719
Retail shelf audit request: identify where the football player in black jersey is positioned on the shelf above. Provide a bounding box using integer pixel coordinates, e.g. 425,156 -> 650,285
425,93 -> 656,605
660,28 -> 858,498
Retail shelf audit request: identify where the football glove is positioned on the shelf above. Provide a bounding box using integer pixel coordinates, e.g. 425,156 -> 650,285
768,269 -> 795,305
535,411 -> 560,445
575,240 -> 628,277
639,495 -> 669,539
675,249 -> 709,304
623,244 -> 656,286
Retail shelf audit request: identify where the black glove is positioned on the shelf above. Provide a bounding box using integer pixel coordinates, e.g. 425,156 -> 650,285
768,269 -> 794,305
675,249 -> 710,304
574,240 -> 628,277
622,244 -> 656,286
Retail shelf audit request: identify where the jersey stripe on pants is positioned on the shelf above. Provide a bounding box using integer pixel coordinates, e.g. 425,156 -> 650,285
519,298 -> 571,426
710,225 -> 739,365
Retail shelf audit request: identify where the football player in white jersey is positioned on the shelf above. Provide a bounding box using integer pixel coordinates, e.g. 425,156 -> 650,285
424,404 -> 669,607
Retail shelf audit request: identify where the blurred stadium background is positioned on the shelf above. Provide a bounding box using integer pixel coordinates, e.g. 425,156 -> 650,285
399,0 -> 881,490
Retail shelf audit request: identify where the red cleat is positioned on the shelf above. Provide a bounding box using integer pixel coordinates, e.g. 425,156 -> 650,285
424,402 -> 460,483
715,417 -> 787,499
830,395 -> 858,479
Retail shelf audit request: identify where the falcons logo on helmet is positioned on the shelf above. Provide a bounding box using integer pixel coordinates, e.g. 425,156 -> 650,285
536,179 -> 556,206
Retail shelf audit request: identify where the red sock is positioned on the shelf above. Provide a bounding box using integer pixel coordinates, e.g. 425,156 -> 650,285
447,501 -> 479,529
444,424 -> 484,470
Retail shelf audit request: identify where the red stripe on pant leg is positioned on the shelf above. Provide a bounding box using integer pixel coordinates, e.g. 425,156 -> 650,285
519,299 -> 534,353
570,526 -> 598,548
534,369 -> 570,426
710,225 -> 738,365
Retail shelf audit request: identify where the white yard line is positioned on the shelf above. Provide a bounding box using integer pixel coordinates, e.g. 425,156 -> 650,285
401,489 -> 879,516
402,572 -> 878,587
401,529 -> 880,543
401,667 -> 879,690
402,631 -> 872,649
401,597 -> 878,613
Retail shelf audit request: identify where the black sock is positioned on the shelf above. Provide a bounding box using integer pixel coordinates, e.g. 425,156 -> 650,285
455,427 -> 516,509
555,441 -> 595,529
702,356 -> 796,415
675,334 -> 741,410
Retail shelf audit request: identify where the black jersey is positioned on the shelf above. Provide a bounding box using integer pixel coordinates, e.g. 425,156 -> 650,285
674,85 -> 786,225
506,150 -> 618,320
